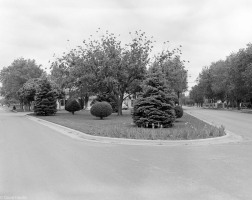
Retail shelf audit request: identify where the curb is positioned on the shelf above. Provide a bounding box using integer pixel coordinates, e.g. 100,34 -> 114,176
26,114 -> 243,146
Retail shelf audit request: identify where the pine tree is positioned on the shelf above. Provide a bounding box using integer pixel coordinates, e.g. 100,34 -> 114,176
34,79 -> 57,116
132,76 -> 176,128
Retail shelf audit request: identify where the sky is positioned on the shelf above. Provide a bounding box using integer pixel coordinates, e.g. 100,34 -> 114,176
1,0 -> 252,91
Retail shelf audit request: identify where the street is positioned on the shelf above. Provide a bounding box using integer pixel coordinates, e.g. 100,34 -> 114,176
1,107 -> 252,200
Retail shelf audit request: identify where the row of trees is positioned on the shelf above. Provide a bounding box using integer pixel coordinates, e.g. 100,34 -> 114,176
0,58 -> 44,106
0,30 -> 188,115
50,30 -> 188,115
190,43 -> 252,109
0,58 -> 63,112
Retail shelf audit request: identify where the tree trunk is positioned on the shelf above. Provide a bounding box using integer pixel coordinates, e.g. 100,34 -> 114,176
84,94 -> 89,109
72,111 -> 74,115
20,101 -> 23,111
117,96 -> 124,116
28,102 -> 31,111
177,91 -> 180,105
237,99 -> 241,110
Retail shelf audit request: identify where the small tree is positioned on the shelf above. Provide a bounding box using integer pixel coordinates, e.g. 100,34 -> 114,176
65,99 -> 81,115
132,76 -> 175,128
90,101 -> 113,119
34,79 -> 57,116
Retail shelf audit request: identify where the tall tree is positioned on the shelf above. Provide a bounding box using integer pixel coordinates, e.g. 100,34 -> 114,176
53,30 -> 153,115
149,49 -> 188,104
189,85 -> 204,106
0,58 -> 44,108
18,78 -> 65,111
34,79 -> 57,116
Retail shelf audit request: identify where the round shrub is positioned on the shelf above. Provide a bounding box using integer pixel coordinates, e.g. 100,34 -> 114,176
91,94 -> 118,113
65,99 -> 81,115
90,101 -> 113,119
174,105 -> 183,118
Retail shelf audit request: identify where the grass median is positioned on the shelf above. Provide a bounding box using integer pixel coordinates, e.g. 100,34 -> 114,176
31,109 -> 225,140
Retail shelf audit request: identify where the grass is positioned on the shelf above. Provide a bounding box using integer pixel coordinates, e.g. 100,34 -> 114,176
31,109 -> 226,140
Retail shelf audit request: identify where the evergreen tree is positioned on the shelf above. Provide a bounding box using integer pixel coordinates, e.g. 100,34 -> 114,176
132,75 -> 175,128
34,79 -> 57,116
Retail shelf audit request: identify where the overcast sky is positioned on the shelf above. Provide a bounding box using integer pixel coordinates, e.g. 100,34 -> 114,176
1,0 -> 252,90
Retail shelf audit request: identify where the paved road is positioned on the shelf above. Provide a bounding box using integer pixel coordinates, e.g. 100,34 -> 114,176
185,106 -> 252,141
1,107 -> 252,200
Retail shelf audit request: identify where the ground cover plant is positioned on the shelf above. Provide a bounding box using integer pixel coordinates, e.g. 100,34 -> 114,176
33,109 -> 225,140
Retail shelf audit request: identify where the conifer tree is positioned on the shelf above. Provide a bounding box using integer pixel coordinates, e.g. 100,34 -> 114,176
34,79 -> 57,116
132,75 -> 175,128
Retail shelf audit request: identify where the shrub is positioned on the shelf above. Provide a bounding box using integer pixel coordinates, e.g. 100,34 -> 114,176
91,93 -> 118,112
90,101 -> 113,119
132,76 -> 175,128
174,106 -> 183,118
65,99 -> 81,115
34,79 -> 57,116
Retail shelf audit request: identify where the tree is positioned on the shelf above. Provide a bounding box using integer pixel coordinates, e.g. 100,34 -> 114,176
189,85 -> 204,106
53,30 -> 153,115
65,99 -> 81,114
17,78 -> 41,111
34,79 -> 57,116
149,49 -> 188,104
90,101 -> 113,119
227,44 -> 252,109
18,78 -> 65,111
50,49 -> 93,109
191,43 -> 252,109
210,60 -> 229,102
132,75 -> 175,128
0,58 -> 44,109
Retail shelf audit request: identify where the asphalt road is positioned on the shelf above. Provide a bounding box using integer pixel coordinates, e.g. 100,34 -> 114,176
1,107 -> 252,200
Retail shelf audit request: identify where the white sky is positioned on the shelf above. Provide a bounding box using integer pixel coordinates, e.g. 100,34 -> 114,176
1,0 -> 252,90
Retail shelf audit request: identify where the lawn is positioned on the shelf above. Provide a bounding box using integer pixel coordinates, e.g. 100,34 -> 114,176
32,109 -> 225,140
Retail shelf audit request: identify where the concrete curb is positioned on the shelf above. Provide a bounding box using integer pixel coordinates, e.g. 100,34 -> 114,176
26,114 -> 243,146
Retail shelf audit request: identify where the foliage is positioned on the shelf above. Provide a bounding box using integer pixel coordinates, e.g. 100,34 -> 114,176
190,43 -> 252,109
52,30 -> 153,115
132,76 -> 175,128
91,93 -> 118,112
17,78 -> 64,110
0,58 -> 44,103
174,106 -> 183,118
65,99 -> 81,115
148,48 -> 188,104
34,79 -> 57,116
90,101 -> 113,119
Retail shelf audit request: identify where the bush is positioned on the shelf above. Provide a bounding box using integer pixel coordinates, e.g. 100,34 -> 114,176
91,94 -> 118,113
90,101 -> 113,119
65,99 -> 81,115
65,99 -> 81,114
174,106 -> 183,118
132,76 -> 175,128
